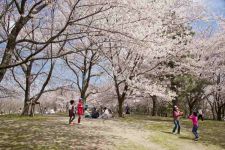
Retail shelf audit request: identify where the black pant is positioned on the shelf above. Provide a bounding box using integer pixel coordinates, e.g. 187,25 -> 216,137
69,115 -> 75,124
192,125 -> 199,139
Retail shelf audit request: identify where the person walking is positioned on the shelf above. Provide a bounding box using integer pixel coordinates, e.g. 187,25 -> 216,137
68,100 -> 76,125
77,98 -> 84,124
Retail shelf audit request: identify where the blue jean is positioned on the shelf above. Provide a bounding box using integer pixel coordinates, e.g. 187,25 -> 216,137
192,125 -> 199,139
173,120 -> 180,134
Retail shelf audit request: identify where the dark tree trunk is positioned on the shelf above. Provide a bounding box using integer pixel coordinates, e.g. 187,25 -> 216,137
187,94 -> 197,115
22,89 -> 31,115
217,106 -> 222,121
21,61 -> 33,116
118,97 -> 125,117
189,104 -> 194,115
81,90 -> 87,104
22,102 -> 30,116
0,16 -> 30,83
222,105 -> 225,119
151,95 -> 157,116
211,106 -> 216,120
0,47 -> 14,82
172,97 -> 178,107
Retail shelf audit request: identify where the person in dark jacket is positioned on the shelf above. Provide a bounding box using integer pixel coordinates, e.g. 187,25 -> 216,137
69,100 -> 75,125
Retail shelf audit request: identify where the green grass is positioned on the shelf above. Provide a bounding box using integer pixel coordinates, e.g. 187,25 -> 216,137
0,114 -> 49,121
0,115 -> 111,150
121,115 -> 225,149
0,114 -> 224,150
117,141 -> 146,150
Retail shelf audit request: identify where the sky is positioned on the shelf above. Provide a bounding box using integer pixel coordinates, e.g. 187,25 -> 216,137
202,0 -> 225,16
192,0 -> 225,34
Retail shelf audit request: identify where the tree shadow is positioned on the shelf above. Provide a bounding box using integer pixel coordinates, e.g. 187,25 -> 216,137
179,136 -> 193,140
161,131 -> 173,134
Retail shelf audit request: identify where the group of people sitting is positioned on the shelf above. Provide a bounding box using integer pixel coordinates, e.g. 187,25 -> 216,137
68,98 -> 114,125
84,107 -> 113,119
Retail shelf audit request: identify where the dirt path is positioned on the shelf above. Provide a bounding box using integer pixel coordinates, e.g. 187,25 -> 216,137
82,119 -> 166,150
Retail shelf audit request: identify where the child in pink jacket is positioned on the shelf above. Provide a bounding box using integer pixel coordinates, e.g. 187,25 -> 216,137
188,112 -> 199,141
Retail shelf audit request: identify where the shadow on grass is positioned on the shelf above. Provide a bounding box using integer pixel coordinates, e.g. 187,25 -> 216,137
179,136 -> 193,140
161,131 -> 173,134
0,115 -> 115,150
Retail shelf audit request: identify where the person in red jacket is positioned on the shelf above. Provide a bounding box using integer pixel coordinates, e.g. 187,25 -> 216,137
77,98 -> 84,124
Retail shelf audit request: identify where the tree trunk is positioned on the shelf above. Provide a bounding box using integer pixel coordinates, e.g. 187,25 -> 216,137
222,105 -> 225,119
81,90 -> 87,104
189,104 -> 194,115
0,47 -> 14,82
151,95 -> 157,116
21,62 -> 32,116
0,16 -> 30,83
172,97 -> 178,106
217,106 -> 222,121
22,101 -> 30,115
29,104 -> 35,117
118,97 -> 125,117
147,98 -> 151,115
211,106 -> 216,120
187,95 -> 195,115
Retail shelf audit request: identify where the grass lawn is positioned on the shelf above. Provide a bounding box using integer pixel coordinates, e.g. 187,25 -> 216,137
0,115 -> 112,150
0,114 -> 224,150
121,115 -> 225,150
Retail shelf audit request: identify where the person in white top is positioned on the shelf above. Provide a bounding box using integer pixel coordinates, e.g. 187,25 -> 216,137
99,107 -> 112,119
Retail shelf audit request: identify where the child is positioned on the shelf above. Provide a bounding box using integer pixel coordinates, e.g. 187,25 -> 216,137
77,98 -> 84,124
188,112 -> 199,141
172,105 -> 183,134
69,100 -> 75,125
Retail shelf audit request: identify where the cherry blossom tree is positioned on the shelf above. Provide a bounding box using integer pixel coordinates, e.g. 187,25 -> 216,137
186,31 -> 225,120
0,0 -> 113,83
64,38 -> 104,103
96,0 -> 196,117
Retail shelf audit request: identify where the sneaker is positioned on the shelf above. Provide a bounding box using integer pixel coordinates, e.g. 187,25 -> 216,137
172,132 -> 176,135
194,138 -> 199,141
